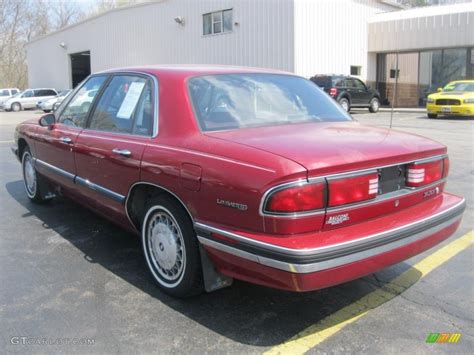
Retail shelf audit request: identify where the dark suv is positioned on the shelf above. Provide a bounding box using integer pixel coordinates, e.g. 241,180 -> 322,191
310,75 -> 381,113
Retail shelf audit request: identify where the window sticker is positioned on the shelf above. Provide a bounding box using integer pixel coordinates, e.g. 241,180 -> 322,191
117,82 -> 145,119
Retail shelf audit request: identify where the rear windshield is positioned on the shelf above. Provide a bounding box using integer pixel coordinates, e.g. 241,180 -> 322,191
188,74 -> 351,132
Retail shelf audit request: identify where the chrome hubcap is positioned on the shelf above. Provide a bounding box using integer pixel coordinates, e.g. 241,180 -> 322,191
24,154 -> 36,196
372,100 -> 379,110
341,101 -> 349,111
147,211 -> 185,281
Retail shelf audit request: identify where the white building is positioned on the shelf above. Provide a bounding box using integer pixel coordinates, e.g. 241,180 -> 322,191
26,0 -> 473,107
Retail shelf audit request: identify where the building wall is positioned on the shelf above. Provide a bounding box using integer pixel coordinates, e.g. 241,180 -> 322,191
26,0 -> 295,89
293,0 -> 395,80
368,3 -> 474,53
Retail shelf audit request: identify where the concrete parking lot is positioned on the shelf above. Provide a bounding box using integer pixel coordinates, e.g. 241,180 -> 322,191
0,109 -> 472,354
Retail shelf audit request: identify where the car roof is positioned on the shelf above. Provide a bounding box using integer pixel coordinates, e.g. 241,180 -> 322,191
97,64 -> 292,79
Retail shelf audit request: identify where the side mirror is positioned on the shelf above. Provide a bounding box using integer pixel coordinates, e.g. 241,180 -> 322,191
437,87 -> 443,92
39,113 -> 55,128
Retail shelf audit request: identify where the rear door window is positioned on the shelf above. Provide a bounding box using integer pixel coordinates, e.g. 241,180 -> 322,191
0,90 -> 9,97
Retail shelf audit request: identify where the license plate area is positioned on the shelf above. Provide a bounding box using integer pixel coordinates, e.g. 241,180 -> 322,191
441,106 -> 452,113
378,165 -> 406,195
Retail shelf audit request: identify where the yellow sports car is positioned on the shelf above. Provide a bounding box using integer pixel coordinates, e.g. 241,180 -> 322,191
426,80 -> 474,118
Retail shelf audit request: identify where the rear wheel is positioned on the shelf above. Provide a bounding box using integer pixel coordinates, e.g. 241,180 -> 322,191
22,147 -> 48,203
141,196 -> 203,297
338,98 -> 350,112
428,113 -> 438,119
12,102 -> 21,112
369,98 -> 380,113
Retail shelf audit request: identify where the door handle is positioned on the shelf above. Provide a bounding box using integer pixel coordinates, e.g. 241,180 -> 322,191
112,148 -> 132,157
59,137 -> 72,144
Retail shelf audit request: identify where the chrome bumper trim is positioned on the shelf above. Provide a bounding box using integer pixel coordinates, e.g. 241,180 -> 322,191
196,198 -> 465,273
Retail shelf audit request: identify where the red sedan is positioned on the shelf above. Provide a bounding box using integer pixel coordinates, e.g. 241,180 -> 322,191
12,66 -> 465,297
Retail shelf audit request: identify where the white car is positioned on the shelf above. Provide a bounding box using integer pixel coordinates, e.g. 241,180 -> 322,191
2,88 -> 58,111
37,90 -> 72,113
0,88 -> 20,106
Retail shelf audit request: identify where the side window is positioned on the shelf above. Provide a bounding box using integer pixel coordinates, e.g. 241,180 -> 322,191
22,90 -> 33,98
354,79 -> 366,90
12,89 -> 19,95
0,90 -> 9,96
88,75 -> 153,135
58,76 -> 107,128
43,89 -> 57,96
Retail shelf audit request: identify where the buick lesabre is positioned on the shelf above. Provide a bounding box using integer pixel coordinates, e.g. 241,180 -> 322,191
12,66 -> 465,297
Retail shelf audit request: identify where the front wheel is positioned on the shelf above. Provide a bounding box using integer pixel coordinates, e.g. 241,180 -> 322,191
428,113 -> 438,119
22,148 -> 49,203
11,103 -> 21,112
338,98 -> 350,112
369,98 -> 380,113
141,196 -> 203,297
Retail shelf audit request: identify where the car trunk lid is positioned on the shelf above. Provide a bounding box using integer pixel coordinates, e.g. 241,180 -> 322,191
206,121 -> 446,177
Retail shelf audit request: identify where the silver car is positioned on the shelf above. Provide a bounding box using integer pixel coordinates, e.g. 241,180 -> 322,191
37,90 -> 72,113
1,88 -> 58,112
0,88 -> 20,107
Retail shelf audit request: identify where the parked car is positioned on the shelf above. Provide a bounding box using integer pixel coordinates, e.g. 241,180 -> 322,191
310,74 -> 381,113
426,80 -> 474,118
12,66 -> 465,297
2,88 -> 58,112
37,90 -> 72,113
0,88 -> 20,107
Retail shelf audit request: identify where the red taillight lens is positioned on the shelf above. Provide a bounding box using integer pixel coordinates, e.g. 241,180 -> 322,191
265,182 -> 325,213
328,173 -> 378,207
406,159 -> 443,187
329,87 -> 337,97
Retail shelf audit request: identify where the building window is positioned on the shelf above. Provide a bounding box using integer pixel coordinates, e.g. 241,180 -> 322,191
350,66 -> 361,76
203,9 -> 232,35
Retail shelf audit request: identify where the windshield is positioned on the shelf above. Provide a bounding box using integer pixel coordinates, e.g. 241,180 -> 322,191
443,82 -> 474,92
188,74 -> 351,132
10,91 -> 23,98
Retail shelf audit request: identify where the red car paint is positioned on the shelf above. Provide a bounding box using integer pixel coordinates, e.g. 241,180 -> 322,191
12,66 -> 465,292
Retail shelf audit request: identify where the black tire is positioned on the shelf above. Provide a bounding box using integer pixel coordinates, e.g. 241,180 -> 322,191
369,97 -> 380,113
338,97 -> 350,112
428,113 -> 438,119
141,196 -> 203,297
22,147 -> 48,203
12,102 -> 21,112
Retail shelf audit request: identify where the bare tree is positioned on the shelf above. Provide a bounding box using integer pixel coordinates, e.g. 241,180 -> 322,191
0,0 -> 86,88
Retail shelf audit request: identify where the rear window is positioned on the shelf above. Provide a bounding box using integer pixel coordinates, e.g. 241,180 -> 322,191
188,74 -> 351,132
311,76 -> 332,88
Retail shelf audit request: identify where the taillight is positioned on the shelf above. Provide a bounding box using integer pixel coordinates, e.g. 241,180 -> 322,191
265,182 -> 325,213
329,87 -> 337,97
406,159 -> 443,187
442,157 -> 450,178
328,173 -> 378,207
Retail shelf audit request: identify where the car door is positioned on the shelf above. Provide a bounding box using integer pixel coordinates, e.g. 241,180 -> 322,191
34,76 -> 108,190
20,90 -> 36,108
351,79 -> 371,105
74,73 -> 155,217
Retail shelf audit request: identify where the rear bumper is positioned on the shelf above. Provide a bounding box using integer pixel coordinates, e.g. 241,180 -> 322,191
196,193 -> 465,291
